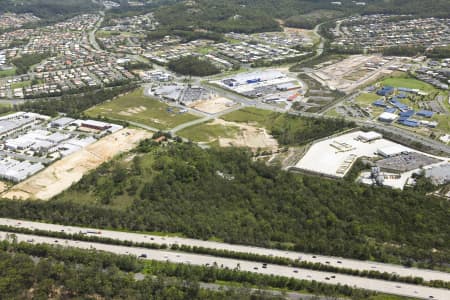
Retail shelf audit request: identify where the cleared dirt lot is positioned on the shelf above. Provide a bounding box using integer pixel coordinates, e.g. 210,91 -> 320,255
2,129 -> 152,201
190,97 -> 236,114
311,55 -> 397,93
214,119 -> 279,151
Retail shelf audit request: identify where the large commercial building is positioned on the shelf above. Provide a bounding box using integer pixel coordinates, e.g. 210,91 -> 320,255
0,112 -> 123,183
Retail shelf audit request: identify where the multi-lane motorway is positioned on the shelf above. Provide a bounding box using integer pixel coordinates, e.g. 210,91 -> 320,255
1,218 -> 449,284
1,230 -> 449,300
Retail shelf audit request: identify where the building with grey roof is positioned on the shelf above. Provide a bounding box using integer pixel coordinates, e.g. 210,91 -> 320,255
425,164 -> 450,185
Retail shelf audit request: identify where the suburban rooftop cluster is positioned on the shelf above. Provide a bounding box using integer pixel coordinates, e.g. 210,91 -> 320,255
0,13 -> 40,29
332,15 -> 450,52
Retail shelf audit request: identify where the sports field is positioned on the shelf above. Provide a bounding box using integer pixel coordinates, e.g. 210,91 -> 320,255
381,76 -> 439,93
85,88 -> 199,130
0,68 -> 16,78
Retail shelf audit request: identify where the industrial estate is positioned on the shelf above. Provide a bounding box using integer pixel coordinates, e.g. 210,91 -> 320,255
0,0 -> 449,299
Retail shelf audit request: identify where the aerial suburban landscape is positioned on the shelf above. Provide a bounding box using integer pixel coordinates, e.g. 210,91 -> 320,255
0,0 -> 449,299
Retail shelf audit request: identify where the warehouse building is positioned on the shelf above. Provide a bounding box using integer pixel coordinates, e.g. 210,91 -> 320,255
0,158 -> 44,182
416,110 -> 434,118
357,131 -> 382,143
377,145 -> 407,158
425,164 -> 450,185
50,117 -> 76,128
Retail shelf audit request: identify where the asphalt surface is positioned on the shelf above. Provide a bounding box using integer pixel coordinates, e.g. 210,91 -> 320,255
0,231 -> 448,300
1,218 -> 449,283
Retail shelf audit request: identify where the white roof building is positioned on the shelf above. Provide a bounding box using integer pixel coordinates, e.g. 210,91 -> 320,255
358,131 -> 382,142
378,145 -> 407,158
378,112 -> 398,122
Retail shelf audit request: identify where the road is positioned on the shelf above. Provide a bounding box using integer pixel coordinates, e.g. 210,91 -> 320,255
286,109 -> 450,156
88,12 -> 104,51
1,231 -> 448,300
169,104 -> 245,134
202,82 -> 450,155
313,23 -> 325,57
2,218 -> 449,283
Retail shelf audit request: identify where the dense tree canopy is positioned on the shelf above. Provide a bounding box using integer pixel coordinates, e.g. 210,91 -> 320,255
12,52 -> 53,75
168,56 -> 220,76
1,141 -> 448,268
0,0 -> 100,19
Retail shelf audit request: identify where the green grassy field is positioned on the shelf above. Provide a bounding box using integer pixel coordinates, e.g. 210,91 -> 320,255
381,76 -> 439,94
177,121 -> 239,143
433,114 -> 450,133
221,107 -> 276,127
0,68 -> 16,78
355,92 -> 381,106
85,88 -> 199,130
10,80 -> 30,89
95,30 -> 120,38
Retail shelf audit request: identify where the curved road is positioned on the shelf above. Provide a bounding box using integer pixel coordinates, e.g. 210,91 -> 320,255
1,218 -> 449,283
1,231 -> 448,300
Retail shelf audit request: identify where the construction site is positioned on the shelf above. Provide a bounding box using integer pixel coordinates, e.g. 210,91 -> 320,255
2,128 -> 151,200
0,112 -> 152,200
309,55 -> 405,93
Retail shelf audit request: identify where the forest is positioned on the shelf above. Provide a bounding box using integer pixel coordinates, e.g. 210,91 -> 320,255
0,0 -> 100,19
15,83 -> 138,117
154,0 -> 281,34
168,56 -> 221,76
0,141 -> 448,269
152,0 -> 450,35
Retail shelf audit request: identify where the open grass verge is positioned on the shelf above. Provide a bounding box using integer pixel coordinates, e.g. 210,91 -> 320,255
85,88 -> 199,130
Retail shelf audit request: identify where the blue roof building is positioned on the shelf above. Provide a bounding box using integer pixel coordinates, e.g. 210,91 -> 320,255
377,86 -> 394,96
372,99 -> 387,107
399,119 -> 419,127
399,110 -> 415,118
389,99 -> 409,112
416,110 -> 434,118
397,93 -> 408,99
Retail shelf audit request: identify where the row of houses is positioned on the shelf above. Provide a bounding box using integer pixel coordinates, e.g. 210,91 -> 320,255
0,13 -> 39,29
332,15 -> 450,52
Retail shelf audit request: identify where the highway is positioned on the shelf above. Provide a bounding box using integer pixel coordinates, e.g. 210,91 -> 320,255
1,231 -> 448,300
1,218 -> 449,283
88,12 -> 104,51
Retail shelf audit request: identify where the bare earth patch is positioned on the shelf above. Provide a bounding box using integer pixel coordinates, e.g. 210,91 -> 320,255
190,97 -> 236,114
213,119 -> 278,151
119,106 -> 147,116
2,129 -> 152,201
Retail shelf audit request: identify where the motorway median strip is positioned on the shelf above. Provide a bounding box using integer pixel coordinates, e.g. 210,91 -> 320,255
0,237 -> 377,300
0,225 -> 448,290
